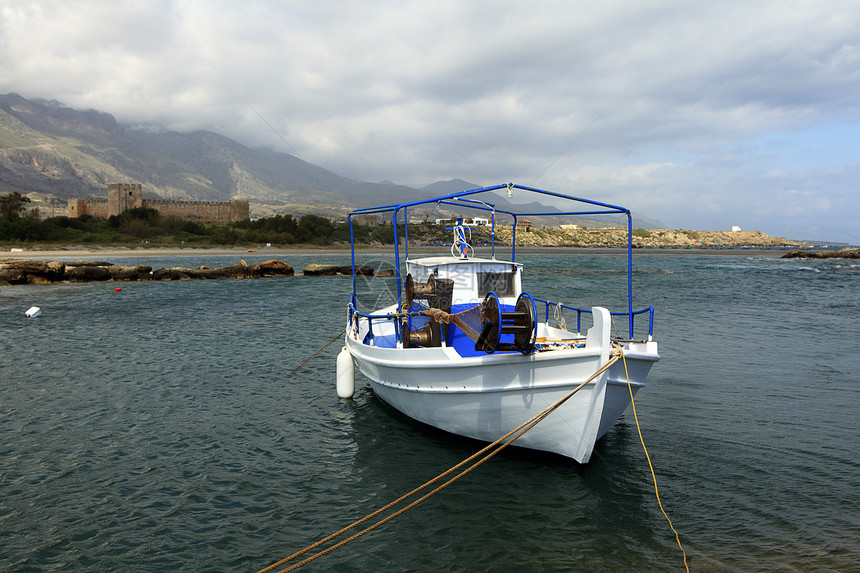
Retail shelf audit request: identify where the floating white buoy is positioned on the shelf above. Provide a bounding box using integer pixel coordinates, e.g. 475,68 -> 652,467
336,345 -> 355,398
25,306 -> 41,318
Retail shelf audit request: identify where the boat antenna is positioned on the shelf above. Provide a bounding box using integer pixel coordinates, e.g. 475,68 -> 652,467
530,108 -> 606,186
253,110 -> 351,206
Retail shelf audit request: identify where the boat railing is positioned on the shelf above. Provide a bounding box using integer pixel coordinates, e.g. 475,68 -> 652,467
532,298 -> 655,339
348,303 -> 428,345
349,300 -> 654,345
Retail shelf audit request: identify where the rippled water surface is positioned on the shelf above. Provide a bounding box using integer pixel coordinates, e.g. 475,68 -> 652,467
2,251 -> 858,572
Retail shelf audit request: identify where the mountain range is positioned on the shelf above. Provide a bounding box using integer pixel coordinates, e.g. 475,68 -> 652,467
0,92 -> 664,227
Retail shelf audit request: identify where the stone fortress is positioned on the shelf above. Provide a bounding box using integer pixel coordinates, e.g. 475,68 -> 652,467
68,184 -> 249,223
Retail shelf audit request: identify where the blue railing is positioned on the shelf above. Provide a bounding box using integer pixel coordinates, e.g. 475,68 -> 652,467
532,298 -> 655,338
349,300 -> 654,346
348,302 -> 429,345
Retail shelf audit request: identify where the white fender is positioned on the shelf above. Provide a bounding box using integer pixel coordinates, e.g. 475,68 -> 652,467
336,345 -> 355,398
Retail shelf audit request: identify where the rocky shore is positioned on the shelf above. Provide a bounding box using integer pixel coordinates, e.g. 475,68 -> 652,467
780,247 -> 860,259
0,259 -> 379,286
490,227 -> 802,248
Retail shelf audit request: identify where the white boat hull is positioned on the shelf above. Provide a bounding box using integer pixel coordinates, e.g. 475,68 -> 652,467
346,307 -> 659,463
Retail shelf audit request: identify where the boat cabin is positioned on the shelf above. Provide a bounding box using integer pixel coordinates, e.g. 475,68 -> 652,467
405,256 -> 523,307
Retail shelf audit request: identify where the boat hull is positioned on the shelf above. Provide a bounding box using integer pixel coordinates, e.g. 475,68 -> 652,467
345,333 -> 658,463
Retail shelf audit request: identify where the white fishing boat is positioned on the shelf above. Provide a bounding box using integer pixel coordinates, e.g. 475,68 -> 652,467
338,183 -> 659,463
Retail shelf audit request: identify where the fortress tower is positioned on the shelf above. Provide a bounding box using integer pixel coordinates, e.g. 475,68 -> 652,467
107,184 -> 143,216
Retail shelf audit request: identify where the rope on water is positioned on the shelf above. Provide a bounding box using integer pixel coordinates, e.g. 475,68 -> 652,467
289,329 -> 346,375
257,352 -> 622,573
617,343 -> 689,572
607,313 -> 687,572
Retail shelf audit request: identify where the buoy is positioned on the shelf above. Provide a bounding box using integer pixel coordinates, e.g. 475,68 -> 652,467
114,287 -> 122,292
336,345 -> 355,398
25,306 -> 41,318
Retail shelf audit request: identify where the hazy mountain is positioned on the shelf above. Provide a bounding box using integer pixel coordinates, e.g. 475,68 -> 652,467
0,92 -> 421,207
0,93 -> 665,227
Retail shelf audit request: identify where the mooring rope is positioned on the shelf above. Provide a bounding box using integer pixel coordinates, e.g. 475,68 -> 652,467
289,329 -> 346,375
257,352 -> 622,573
607,312 -> 687,570
617,344 -> 689,572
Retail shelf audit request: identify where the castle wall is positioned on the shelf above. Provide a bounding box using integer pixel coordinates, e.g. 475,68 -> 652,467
68,184 -> 249,223
68,198 -> 109,218
142,199 -> 249,224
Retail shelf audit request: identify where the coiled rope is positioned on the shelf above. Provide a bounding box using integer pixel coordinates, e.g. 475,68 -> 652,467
257,352 -> 622,573
553,302 -> 567,330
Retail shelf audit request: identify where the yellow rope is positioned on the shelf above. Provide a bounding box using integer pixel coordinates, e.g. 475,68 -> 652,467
618,345 -> 690,572
258,353 -> 622,573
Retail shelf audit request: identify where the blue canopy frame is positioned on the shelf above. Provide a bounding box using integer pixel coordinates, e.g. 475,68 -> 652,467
348,183 -> 639,338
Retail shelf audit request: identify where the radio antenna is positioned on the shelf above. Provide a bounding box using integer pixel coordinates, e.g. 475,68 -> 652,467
254,110 -> 349,204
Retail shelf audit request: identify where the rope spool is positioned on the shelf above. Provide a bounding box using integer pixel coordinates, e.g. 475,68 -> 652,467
402,274 -> 453,347
474,292 -> 537,354
400,318 -> 442,348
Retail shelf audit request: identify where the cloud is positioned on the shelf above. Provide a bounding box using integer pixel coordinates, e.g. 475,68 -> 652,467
1,0 -> 859,241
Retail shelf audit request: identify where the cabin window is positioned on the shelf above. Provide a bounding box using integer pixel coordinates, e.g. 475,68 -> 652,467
477,271 -> 515,297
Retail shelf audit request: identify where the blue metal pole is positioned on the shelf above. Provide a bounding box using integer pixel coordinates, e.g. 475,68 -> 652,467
349,213 -> 357,300
403,206 -> 409,261
393,208 -> 402,311
627,212 -> 634,338
512,215 -> 518,261
491,209 -> 495,259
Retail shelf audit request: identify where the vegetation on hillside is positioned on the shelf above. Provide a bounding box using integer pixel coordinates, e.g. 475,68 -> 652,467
0,200 -> 798,249
0,207 -> 398,248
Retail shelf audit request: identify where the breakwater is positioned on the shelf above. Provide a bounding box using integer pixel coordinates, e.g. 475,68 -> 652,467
781,247 -> 859,259
0,259 -> 379,286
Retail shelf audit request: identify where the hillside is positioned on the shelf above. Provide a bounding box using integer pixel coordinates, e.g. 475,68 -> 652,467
0,93 -> 668,229
0,92 -> 421,208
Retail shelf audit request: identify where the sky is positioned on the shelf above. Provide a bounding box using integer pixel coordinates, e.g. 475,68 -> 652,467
1,1 -> 858,242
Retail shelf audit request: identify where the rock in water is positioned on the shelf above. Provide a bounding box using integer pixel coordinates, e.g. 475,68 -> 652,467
302,264 -> 340,276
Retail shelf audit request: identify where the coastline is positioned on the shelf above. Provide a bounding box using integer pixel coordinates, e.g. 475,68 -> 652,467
0,246 -> 353,259
0,245 -> 800,259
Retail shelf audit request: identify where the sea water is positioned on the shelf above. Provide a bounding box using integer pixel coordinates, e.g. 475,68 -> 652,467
1,251 -> 858,572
